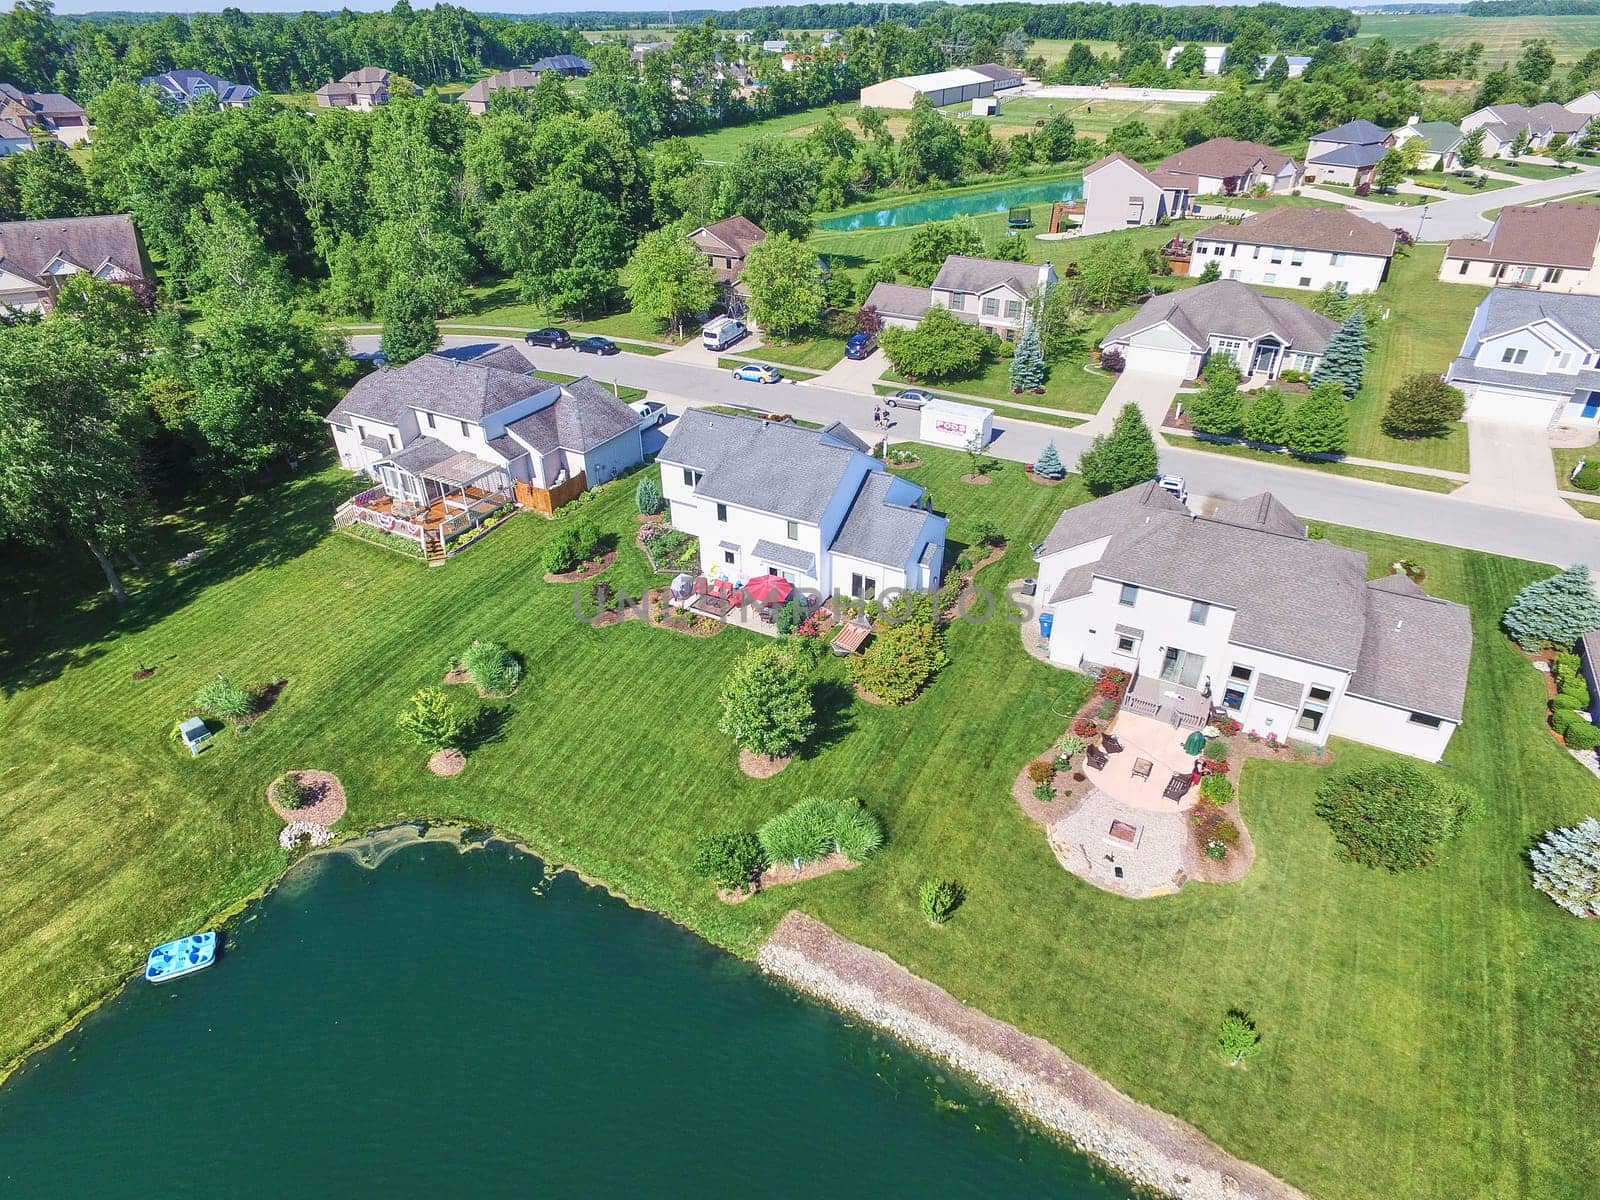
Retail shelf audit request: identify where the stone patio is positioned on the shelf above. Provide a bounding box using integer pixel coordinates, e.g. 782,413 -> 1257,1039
1081,709 -> 1205,813
1048,789 -> 1189,898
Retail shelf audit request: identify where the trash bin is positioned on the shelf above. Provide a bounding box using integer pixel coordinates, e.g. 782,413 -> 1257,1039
1020,577 -> 1037,596
1038,612 -> 1054,638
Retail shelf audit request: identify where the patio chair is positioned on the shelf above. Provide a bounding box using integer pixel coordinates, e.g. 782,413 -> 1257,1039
1101,733 -> 1124,754
1163,773 -> 1191,802
1086,744 -> 1109,771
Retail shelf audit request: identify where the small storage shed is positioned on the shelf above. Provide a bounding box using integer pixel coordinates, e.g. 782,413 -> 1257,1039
920,399 -> 994,449
177,716 -> 213,756
972,96 -> 998,116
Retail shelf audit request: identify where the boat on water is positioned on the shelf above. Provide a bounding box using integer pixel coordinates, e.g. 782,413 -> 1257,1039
144,932 -> 218,983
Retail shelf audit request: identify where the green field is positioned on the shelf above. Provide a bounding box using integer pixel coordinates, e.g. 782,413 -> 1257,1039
1352,13 -> 1600,69
3,448 -> 1599,1200
939,95 -> 1187,142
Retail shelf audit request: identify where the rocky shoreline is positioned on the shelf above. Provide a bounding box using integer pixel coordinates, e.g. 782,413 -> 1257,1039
758,911 -> 1306,1200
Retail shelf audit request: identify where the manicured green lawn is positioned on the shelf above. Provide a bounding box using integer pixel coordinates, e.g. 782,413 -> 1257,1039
454,280 -> 688,346
1347,245 -> 1476,472
1166,433 -> 1462,493
1318,183 -> 1433,207
1410,171 -> 1513,196
1494,161 -> 1584,182
5,452 -> 1600,1200
751,335 -> 850,371
885,353 -> 1115,417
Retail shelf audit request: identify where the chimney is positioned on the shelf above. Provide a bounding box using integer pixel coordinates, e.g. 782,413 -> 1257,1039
1407,114 -> 1419,127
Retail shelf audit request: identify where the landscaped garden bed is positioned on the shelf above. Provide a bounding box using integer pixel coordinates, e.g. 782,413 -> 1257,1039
266,769 -> 346,827
637,523 -> 700,575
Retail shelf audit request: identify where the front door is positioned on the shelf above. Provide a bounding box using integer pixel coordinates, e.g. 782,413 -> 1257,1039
1583,392 -> 1600,421
1160,647 -> 1205,688
1251,342 -> 1280,375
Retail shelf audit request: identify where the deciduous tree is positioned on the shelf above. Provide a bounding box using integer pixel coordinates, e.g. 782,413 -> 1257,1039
1242,389 -> 1291,446
620,221 -> 718,339
879,305 -> 990,382
718,643 -> 815,761
1287,382 -> 1349,457
1383,373 -> 1465,439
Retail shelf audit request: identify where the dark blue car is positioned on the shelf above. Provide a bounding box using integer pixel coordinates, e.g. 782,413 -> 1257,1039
845,331 -> 877,360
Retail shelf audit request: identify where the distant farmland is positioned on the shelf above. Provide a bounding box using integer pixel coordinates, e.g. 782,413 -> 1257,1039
1352,13 -> 1600,69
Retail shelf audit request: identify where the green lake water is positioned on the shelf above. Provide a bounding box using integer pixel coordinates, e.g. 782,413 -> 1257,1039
0,831 -> 1135,1198
817,177 -> 1083,230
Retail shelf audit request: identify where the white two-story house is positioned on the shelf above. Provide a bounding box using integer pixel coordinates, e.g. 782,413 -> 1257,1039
327,347 -> 644,505
658,410 -> 947,599
1440,203 -> 1600,294
1078,153 -> 1194,237
1444,289 -> 1600,427
1192,206 -> 1396,294
1100,279 -> 1337,381
1033,483 -> 1471,762
866,255 -> 1057,341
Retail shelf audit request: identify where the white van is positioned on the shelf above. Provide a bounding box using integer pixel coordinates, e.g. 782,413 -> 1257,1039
702,316 -> 746,351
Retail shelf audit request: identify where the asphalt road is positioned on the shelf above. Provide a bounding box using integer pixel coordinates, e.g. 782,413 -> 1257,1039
348,332 -> 1600,568
1385,163 -> 1600,241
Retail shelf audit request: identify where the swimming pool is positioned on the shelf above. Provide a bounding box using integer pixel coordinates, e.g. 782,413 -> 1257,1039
818,176 -> 1084,231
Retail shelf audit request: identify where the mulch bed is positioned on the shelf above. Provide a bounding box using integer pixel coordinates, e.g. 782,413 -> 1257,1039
1011,752 -> 1084,829
885,455 -> 922,470
266,769 -> 346,826
719,851 -> 858,904
960,473 -> 992,485
739,749 -> 791,778
647,590 -> 726,637
941,543 -> 1006,621
543,549 -> 616,584
1027,470 -> 1066,486
1184,795 -> 1256,885
428,749 -> 467,777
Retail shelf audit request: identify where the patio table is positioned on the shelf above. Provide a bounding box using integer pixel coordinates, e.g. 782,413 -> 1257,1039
1132,757 -> 1153,781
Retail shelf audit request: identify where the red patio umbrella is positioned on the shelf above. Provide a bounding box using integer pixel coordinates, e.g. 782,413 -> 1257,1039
743,573 -> 794,605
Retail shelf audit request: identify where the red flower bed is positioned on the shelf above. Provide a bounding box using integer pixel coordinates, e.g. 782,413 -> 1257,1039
1071,717 -> 1099,739
1213,715 -> 1242,736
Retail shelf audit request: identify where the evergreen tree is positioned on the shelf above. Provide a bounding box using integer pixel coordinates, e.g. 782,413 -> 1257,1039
1187,359 -> 1244,437
380,284 -> 439,366
1079,403 -> 1158,496
1287,382 -> 1350,458
1242,389 -> 1291,447
1008,320 -> 1046,392
1530,817 -> 1600,918
1502,565 -> 1600,651
1034,441 -> 1066,480
635,475 -> 664,515
1311,310 -> 1367,399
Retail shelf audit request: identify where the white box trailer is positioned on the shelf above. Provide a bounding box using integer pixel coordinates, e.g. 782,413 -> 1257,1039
920,399 -> 994,448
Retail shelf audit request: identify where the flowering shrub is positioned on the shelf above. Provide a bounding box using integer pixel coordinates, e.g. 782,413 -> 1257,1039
1213,715 -> 1242,736
1071,717 -> 1098,739
1204,839 -> 1228,861
1093,675 -> 1125,698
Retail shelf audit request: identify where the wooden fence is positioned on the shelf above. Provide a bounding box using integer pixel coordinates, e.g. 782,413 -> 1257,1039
514,472 -> 588,515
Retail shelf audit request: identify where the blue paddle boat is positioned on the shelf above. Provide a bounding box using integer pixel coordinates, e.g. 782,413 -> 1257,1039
144,932 -> 218,983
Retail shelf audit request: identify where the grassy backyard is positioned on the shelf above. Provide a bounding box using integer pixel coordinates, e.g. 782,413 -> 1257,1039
3,448 -> 1600,1199
1410,171 -> 1514,196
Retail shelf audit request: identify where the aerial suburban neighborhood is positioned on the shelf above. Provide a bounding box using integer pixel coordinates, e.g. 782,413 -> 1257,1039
5,2 -> 1600,1198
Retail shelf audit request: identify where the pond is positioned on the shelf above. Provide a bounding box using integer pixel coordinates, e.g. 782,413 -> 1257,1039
0,830 -> 1135,1199
818,176 -> 1084,231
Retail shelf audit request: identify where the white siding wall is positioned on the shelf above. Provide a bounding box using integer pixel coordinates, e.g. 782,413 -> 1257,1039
1034,536 -> 1113,604
1114,321 -> 1203,376
661,461 -> 827,588
1331,695 -> 1458,761
1195,242 -> 1388,293
570,428 -> 643,486
831,550 -> 908,597
1082,159 -> 1167,237
1438,254 -> 1600,294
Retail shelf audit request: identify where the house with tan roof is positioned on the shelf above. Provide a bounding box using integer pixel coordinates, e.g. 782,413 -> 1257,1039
866,255 -> 1056,341
1192,206 -> 1397,293
690,215 -> 767,298
1440,203 -> 1600,294
460,69 -> 541,116
0,215 -> 148,311
327,346 -> 645,554
315,67 -> 415,110
0,83 -> 88,145
1100,279 -> 1337,381
1153,137 -> 1301,197
1078,153 -> 1194,236
1032,482 -> 1471,762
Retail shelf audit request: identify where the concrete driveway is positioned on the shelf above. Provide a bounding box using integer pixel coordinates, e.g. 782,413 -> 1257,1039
1078,363 -> 1188,436
1454,419 -> 1576,518
807,348 -> 888,393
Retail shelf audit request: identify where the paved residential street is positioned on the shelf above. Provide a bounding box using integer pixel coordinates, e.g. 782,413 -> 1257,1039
1384,164 -> 1600,241
350,332 -> 1600,567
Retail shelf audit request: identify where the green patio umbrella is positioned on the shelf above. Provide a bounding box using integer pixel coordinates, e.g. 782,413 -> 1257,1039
1183,729 -> 1207,756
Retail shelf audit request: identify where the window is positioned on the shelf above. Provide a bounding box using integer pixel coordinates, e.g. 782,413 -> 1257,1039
332,422 -> 348,433
851,572 -> 877,600
1230,665 -> 1254,683
1556,352 -> 1573,371
1230,244 -> 1238,257
982,297 -> 1000,316
1004,300 -> 1022,319
1125,200 -> 1144,226
715,503 -> 727,522
1252,246 -> 1262,260
723,550 -> 735,565
425,412 -> 436,429
388,433 -> 398,449
1501,347 -> 1529,365
1297,685 -> 1332,733
1546,268 -> 1564,284
948,293 -> 965,312
1269,250 -> 1283,265
1214,338 -> 1243,364
1490,262 -> 1507,279
460,420 -> 470,437
785,519 -> 798,540
1222,685 -> 1247,710
1115,634 -> 1137,653
1228,269 -> 1242,281
1299,276 -> 1312,288
1264,272 -> 1277,284
1408,712 -> 1443,728
1118,583 -> 1138,607
682,468 -> 703,487
1189,600 -> 1209,624
1329,252 -> 1343,266
1458,259 -> 1470,276
1290,250 -> 1305,266
356,423 -> 367,440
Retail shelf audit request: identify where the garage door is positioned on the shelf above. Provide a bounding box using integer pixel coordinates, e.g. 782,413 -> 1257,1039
1124,344 -> 1194,377
1464,385 -> 1559,427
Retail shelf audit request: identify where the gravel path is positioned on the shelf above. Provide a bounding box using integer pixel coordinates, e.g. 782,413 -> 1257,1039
759,911 -> 1307,1200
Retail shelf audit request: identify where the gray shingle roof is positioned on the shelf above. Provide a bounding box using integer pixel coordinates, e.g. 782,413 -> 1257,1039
752,539 -> 816,573
467,344 -> 535,374
1197,207 -> 1396,259
0,215 -> 146,286
1446,356 -> 1600,397
1156,138 -> 1296,181
1308,141 -> 1388,169
380,436 -> 456,474
1208,493 -> 1306,538
1104,280 -> 1338,355
1349,576 -> 1471,720
659,409 -> 864,522
932,255 -> 1045,295
1036,479 -> 1189,557
828,472 -> 930,568
1314,119 -> 1390,146
864,281 -> 934,321
1468,287 -> 1600,347
329,353 -> 551,425
1404,121 -> 1463,154
1049,562 -> 1097,603
503,377 -> 642,454
461,69 -> 541,104
1253,673 -> 1304,707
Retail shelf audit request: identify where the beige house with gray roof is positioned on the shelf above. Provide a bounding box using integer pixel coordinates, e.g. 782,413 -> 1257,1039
1033,482 -> 1471,761
1193,206 -> 1397,293
866,254 -> 1056,341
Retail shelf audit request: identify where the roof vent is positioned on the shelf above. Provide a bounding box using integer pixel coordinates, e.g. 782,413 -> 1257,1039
1395,618 -> 1404,632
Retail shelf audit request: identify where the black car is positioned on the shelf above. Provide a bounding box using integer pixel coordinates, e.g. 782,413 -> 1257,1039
575,336 -> 619,356
524,327 -> 572,349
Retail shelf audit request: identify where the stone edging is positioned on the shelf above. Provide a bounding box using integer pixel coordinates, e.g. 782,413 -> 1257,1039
758,911 -> 1307,1200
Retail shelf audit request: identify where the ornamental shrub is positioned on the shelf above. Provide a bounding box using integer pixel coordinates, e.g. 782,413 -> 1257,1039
1058,734 -> 1087,759
1529,816 -> 1600,916
635,476 -> 664,515
719,643 -> 815,759
1382,373 -> 1465,439
541,519 -> 598,574
758,796 -> 883,865
1217,1011 -> 1261,1064
1564,720 -> 1600,751
1554,689 -> 1589,713
1204,736 -> 1230,762
1573,461 -> 1600,493
1033,441 -> 1067,480
1552,706 -> 1583,738
195,678 -> 254,720
271,774 -> 312,810
1502,565 -> 1600,651
691,831 -> 769,893
1314,761 -> 1482,871
397,687 -> 463,752
1199,774 -> 1234,805
1203,839 -> 1228,861
1213,818 -> 1240,844
831,800 -> 884,861
461,639 -> 522,695
919,879 -> 965,923
1027,759 -> 1055,784
850,621 -> 948,704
